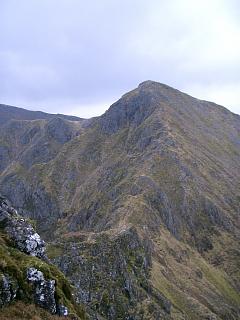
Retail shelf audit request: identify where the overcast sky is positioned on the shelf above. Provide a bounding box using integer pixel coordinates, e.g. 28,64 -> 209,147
1,0 -> 240,117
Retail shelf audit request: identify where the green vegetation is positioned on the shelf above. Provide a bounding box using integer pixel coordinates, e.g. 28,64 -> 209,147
0,232 -> 86,319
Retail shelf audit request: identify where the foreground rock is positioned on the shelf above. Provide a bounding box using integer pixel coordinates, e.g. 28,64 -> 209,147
27,267 -> 58,314
0,195 -> 46,259
0,195 -> 86,319
0,274 -> 18,308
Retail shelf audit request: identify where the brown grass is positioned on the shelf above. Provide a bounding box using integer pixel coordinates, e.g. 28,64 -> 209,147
0,301 -> 73,320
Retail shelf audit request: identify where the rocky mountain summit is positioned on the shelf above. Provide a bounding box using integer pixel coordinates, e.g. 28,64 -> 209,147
0,81 -> 240,319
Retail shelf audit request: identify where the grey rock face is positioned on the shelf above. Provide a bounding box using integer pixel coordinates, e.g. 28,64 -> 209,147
27,267 -> 56,314
0,195 -> 46,258
203,198 -> 232,230
0,274 -> 18,307
52,227 -> 171,319
0,195 -> 71,317
0,180 -> 60,238
35,279 -> 56,314
0,113 -> 81,177
18,118 -> 77,169
27,267 -> 69,316
46,117 -> 75,143
100,90 -> 156,134
19,125 -> 41,145
27,267 -> 45,282
20,140 -> 57,168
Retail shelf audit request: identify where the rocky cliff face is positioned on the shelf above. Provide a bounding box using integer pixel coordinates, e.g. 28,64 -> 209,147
0,195 -> 86,319
0,81 -> 240,319
0,195 -> 46,259
49,227 -> 171,319
0,115 -> 87,237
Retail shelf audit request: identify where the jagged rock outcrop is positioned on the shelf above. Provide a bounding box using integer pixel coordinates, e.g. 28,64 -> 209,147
0,195 -> 46,259
27,267 -> 58,314
0,195 -> 85,319
0,274 -> 18,307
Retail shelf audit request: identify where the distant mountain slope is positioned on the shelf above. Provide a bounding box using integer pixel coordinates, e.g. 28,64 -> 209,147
0,104 -> 83,126
0,81 -> 239,319
0,117 -> 86,174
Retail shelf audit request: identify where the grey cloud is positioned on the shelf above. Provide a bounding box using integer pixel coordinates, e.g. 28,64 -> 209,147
0,0 -> 239,117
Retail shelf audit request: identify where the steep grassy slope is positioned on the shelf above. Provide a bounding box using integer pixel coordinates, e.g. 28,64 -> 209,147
0,81 -> 239,319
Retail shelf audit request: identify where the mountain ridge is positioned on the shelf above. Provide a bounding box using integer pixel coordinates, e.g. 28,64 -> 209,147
0,81 -> 239,319
0,103 -> 83,126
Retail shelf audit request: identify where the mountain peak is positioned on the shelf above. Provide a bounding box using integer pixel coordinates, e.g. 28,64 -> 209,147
138,80 -> 158,87
100,80 -> 192,134
99,80 -> 238,136
138,80 -> 176,91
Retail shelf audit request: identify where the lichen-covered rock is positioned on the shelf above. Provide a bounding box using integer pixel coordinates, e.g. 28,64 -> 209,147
0,274 -> 18,307
57,304 -> 69,316
27,267 -> 45,282
26,267 -> 56,309
26,267 -> 70,316
0,195 -> 46,259
35,278 -> 56,314
0,196 -> 77,318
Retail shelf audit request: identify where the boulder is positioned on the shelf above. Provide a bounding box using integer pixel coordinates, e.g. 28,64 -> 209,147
0,195 -> 46,259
